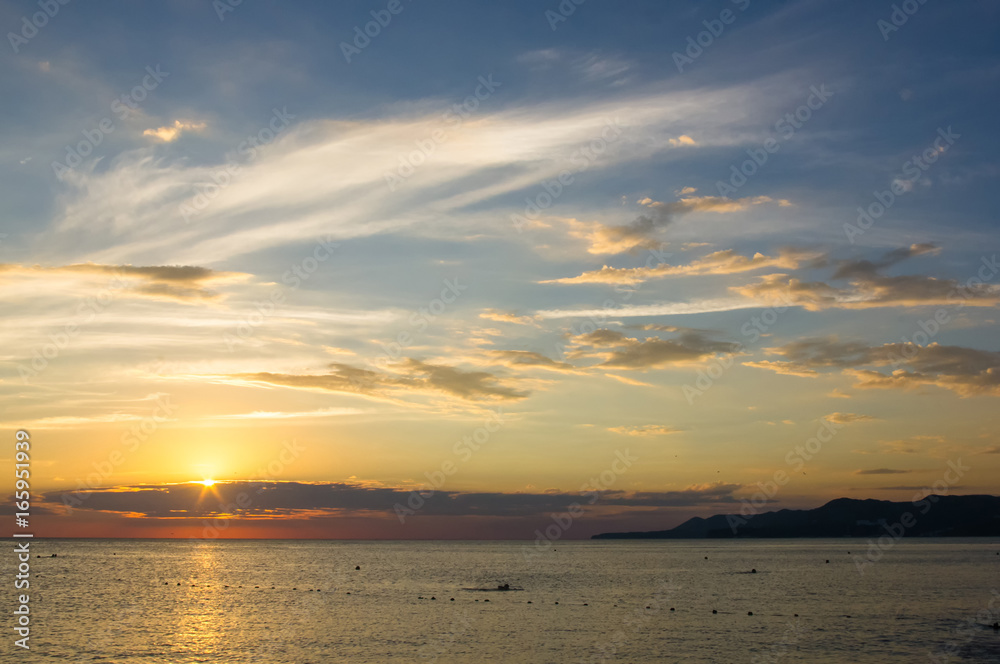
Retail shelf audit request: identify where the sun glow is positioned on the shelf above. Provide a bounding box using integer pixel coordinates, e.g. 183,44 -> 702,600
201,479 -> 216,487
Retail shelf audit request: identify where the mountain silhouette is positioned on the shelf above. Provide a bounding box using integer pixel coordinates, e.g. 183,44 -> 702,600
591,495 -> 1000,539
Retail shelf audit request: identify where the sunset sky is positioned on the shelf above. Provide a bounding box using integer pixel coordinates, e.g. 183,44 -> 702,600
2,0 -> 999,539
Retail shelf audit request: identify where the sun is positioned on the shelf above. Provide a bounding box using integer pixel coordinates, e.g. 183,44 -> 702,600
200,479 -> 216,487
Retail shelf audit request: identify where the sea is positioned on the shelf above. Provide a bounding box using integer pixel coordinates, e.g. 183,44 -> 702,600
3,538 -> 999,663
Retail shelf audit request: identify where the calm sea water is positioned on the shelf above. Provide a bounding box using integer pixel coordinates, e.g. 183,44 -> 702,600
2,539 -> 999,663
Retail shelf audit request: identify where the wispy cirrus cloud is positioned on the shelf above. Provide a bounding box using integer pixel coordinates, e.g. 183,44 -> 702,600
608,424 -> 682,436
230,358 -> 529,403
541,247 -> 821,286
0,262 -> 246,301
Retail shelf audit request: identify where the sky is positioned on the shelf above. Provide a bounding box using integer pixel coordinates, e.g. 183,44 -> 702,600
1,0 -> 999,539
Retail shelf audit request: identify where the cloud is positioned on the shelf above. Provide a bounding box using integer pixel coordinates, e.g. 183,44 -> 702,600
746,337 -> 1000,397
823,412 -> 877,424
608,425 -> 682,436
741,360 -> 818,377
734,244 -> 1000,310
488,350 -> 578,373
535,298 -> 760,320
39,480 -> 744,519
830,243 -> 940,280
142,120 -> 207,142
232,358 -> 529,402
46,80 -> 787,267
854,468 -> 913,475
603,373 -> 655,387
668,135 -> 696,147
874,437 -> 942,455
478,310 -> 539,326
570,328 -> 739,370
748,337 -> 893,371
0,262 -> 244,301
208,407 -> 366,420
581,195 -> 784,255
542,247 -> 821,286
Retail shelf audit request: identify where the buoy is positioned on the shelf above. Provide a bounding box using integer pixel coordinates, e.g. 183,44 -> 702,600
355,566 -> 360,570
712,609 -> 718,614
646,606 -> 650,610
794,613 -> 799,617
484,599 -> 489,602
450,598 -> 454,601
554,601 -> 558,605
751,569 -> 757,573
431,597 -> 436,600
748,611 -> 753,616
527,601 -> 532,604
670,608 -> 675,612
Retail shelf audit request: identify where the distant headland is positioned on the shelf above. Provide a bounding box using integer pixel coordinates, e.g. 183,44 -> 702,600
592,495 -> 1000,539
